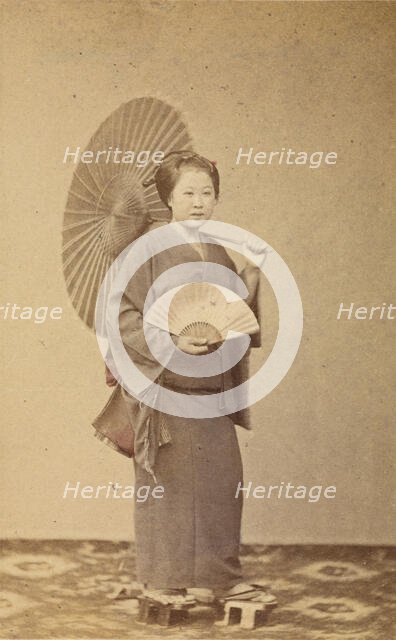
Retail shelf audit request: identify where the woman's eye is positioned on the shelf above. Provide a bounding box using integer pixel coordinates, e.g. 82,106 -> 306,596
184,191 -> 193,196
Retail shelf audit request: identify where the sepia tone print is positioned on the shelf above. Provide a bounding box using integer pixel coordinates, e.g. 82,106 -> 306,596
1,1 -> 395,638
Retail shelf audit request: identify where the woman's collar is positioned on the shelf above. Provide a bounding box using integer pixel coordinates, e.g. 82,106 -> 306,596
170,219 -> 204,242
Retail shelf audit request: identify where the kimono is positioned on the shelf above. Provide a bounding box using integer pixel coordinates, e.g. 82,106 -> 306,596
92,222 -> 263,589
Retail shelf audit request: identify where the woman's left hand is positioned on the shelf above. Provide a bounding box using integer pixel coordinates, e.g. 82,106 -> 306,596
244,236 -> 265,256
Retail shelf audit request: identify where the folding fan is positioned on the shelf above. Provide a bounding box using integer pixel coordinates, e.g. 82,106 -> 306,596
145,283 -> 259,346
62,97 -> 193,328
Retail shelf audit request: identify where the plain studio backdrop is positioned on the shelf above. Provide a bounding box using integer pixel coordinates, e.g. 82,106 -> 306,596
1,1 -> 394,544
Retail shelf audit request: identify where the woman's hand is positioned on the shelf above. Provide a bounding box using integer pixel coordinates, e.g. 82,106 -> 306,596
175,335 -> 209,355
244,236 -> 265,256
243,236 -> 268,269
105,365 -> 118,387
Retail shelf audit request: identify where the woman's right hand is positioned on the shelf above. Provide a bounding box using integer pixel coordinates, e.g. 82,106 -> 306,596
175,335 -> 209,355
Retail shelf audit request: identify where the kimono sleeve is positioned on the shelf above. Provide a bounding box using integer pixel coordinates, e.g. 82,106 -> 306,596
108,255 -> 165,385
238,261 -> 264,348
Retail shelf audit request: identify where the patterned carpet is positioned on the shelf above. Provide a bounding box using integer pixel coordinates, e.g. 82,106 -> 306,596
0,540 -> 394,640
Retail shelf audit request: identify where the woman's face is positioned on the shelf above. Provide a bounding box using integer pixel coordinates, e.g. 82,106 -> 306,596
168,168 -> 217,223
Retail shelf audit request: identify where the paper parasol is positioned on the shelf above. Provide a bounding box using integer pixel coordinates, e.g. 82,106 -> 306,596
62,96 -> 193,328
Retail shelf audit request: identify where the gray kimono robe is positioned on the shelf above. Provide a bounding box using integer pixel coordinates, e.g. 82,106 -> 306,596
91,224 -> 263,589
92,223 -> 262,465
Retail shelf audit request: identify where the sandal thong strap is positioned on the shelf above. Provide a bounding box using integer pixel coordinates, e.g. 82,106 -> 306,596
143,589 -> 196,606
222,583 -> 276,603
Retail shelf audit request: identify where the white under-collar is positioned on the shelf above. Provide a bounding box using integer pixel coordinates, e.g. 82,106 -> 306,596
171,219 -> 205,257
171,219 -> 204,241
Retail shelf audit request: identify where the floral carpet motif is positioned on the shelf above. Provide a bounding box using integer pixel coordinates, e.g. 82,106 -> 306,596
0,541 -> 394,639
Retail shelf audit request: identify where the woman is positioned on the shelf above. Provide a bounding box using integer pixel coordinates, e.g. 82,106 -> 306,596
93,151 -> 275,607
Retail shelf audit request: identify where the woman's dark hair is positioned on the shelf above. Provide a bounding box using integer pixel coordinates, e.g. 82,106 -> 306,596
143,150 -> 220,209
